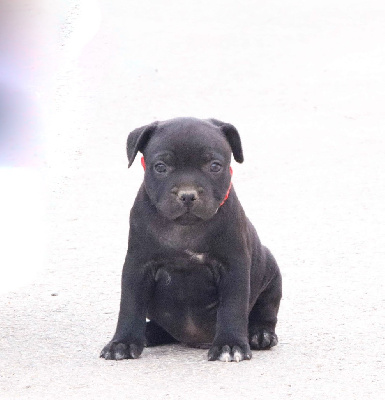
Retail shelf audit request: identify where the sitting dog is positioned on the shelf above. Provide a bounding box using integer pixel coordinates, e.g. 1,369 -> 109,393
100,117 -> 282,362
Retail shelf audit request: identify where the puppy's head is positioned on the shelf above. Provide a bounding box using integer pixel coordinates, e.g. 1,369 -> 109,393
126,117 -> 243,225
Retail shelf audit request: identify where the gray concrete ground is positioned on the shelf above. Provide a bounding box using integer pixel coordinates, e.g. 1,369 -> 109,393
1,1 -> 384,399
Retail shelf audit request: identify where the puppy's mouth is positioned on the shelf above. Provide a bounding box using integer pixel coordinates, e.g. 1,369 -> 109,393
173,211 -> 203,226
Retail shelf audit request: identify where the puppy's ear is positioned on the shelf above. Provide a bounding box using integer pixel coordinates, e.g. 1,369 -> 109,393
208,119 -> 244,163
126,121 -> 158,168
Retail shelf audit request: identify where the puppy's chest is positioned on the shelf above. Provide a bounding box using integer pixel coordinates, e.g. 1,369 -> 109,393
156,224 -> 209,253
149,221 -> 221,271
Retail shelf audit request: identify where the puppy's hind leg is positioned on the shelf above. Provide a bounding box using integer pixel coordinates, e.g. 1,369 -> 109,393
249,255 -> 282,350
145,320 -> 178,347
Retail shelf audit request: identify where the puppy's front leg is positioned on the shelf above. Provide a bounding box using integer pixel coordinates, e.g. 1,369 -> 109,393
208,266 -> 252,362
100,254 -> 154,360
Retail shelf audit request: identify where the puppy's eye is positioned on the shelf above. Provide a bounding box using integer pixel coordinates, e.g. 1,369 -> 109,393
210,162 -> 222,173
154,162 -> 167,173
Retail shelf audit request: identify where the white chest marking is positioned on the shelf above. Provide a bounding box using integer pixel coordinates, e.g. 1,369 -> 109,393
185,250 -> 205,263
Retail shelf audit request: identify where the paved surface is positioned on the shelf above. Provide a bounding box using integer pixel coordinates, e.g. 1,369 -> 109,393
1,1 -> 384,399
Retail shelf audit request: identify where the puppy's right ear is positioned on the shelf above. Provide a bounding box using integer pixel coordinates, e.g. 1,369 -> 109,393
126,121 -> 158,168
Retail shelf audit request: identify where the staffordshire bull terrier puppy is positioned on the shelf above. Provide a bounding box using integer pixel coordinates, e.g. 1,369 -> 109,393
100,117 -> 282,362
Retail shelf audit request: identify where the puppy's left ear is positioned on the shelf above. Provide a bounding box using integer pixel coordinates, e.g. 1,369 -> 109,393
208,119 -> 244,163
126,121 -> 158,168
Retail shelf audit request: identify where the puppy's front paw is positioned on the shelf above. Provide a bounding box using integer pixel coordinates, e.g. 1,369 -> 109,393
249,329 -> 278,350
208,344 -> 252,362
100,341 -> 144,360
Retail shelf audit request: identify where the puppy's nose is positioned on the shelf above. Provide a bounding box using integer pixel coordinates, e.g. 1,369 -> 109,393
177,189 -> 198,206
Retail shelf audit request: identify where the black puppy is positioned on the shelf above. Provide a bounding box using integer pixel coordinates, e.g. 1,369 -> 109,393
101,117 -> 282,362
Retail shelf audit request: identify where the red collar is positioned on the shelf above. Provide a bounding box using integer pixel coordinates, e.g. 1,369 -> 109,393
220,166 -> 233,206
141,157 -> 232,207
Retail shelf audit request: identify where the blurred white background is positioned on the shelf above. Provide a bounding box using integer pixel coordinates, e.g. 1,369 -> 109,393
0,0 -> 101,293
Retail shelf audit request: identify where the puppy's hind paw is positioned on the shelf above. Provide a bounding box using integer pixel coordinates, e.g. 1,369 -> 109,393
249,329 -> 278,350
